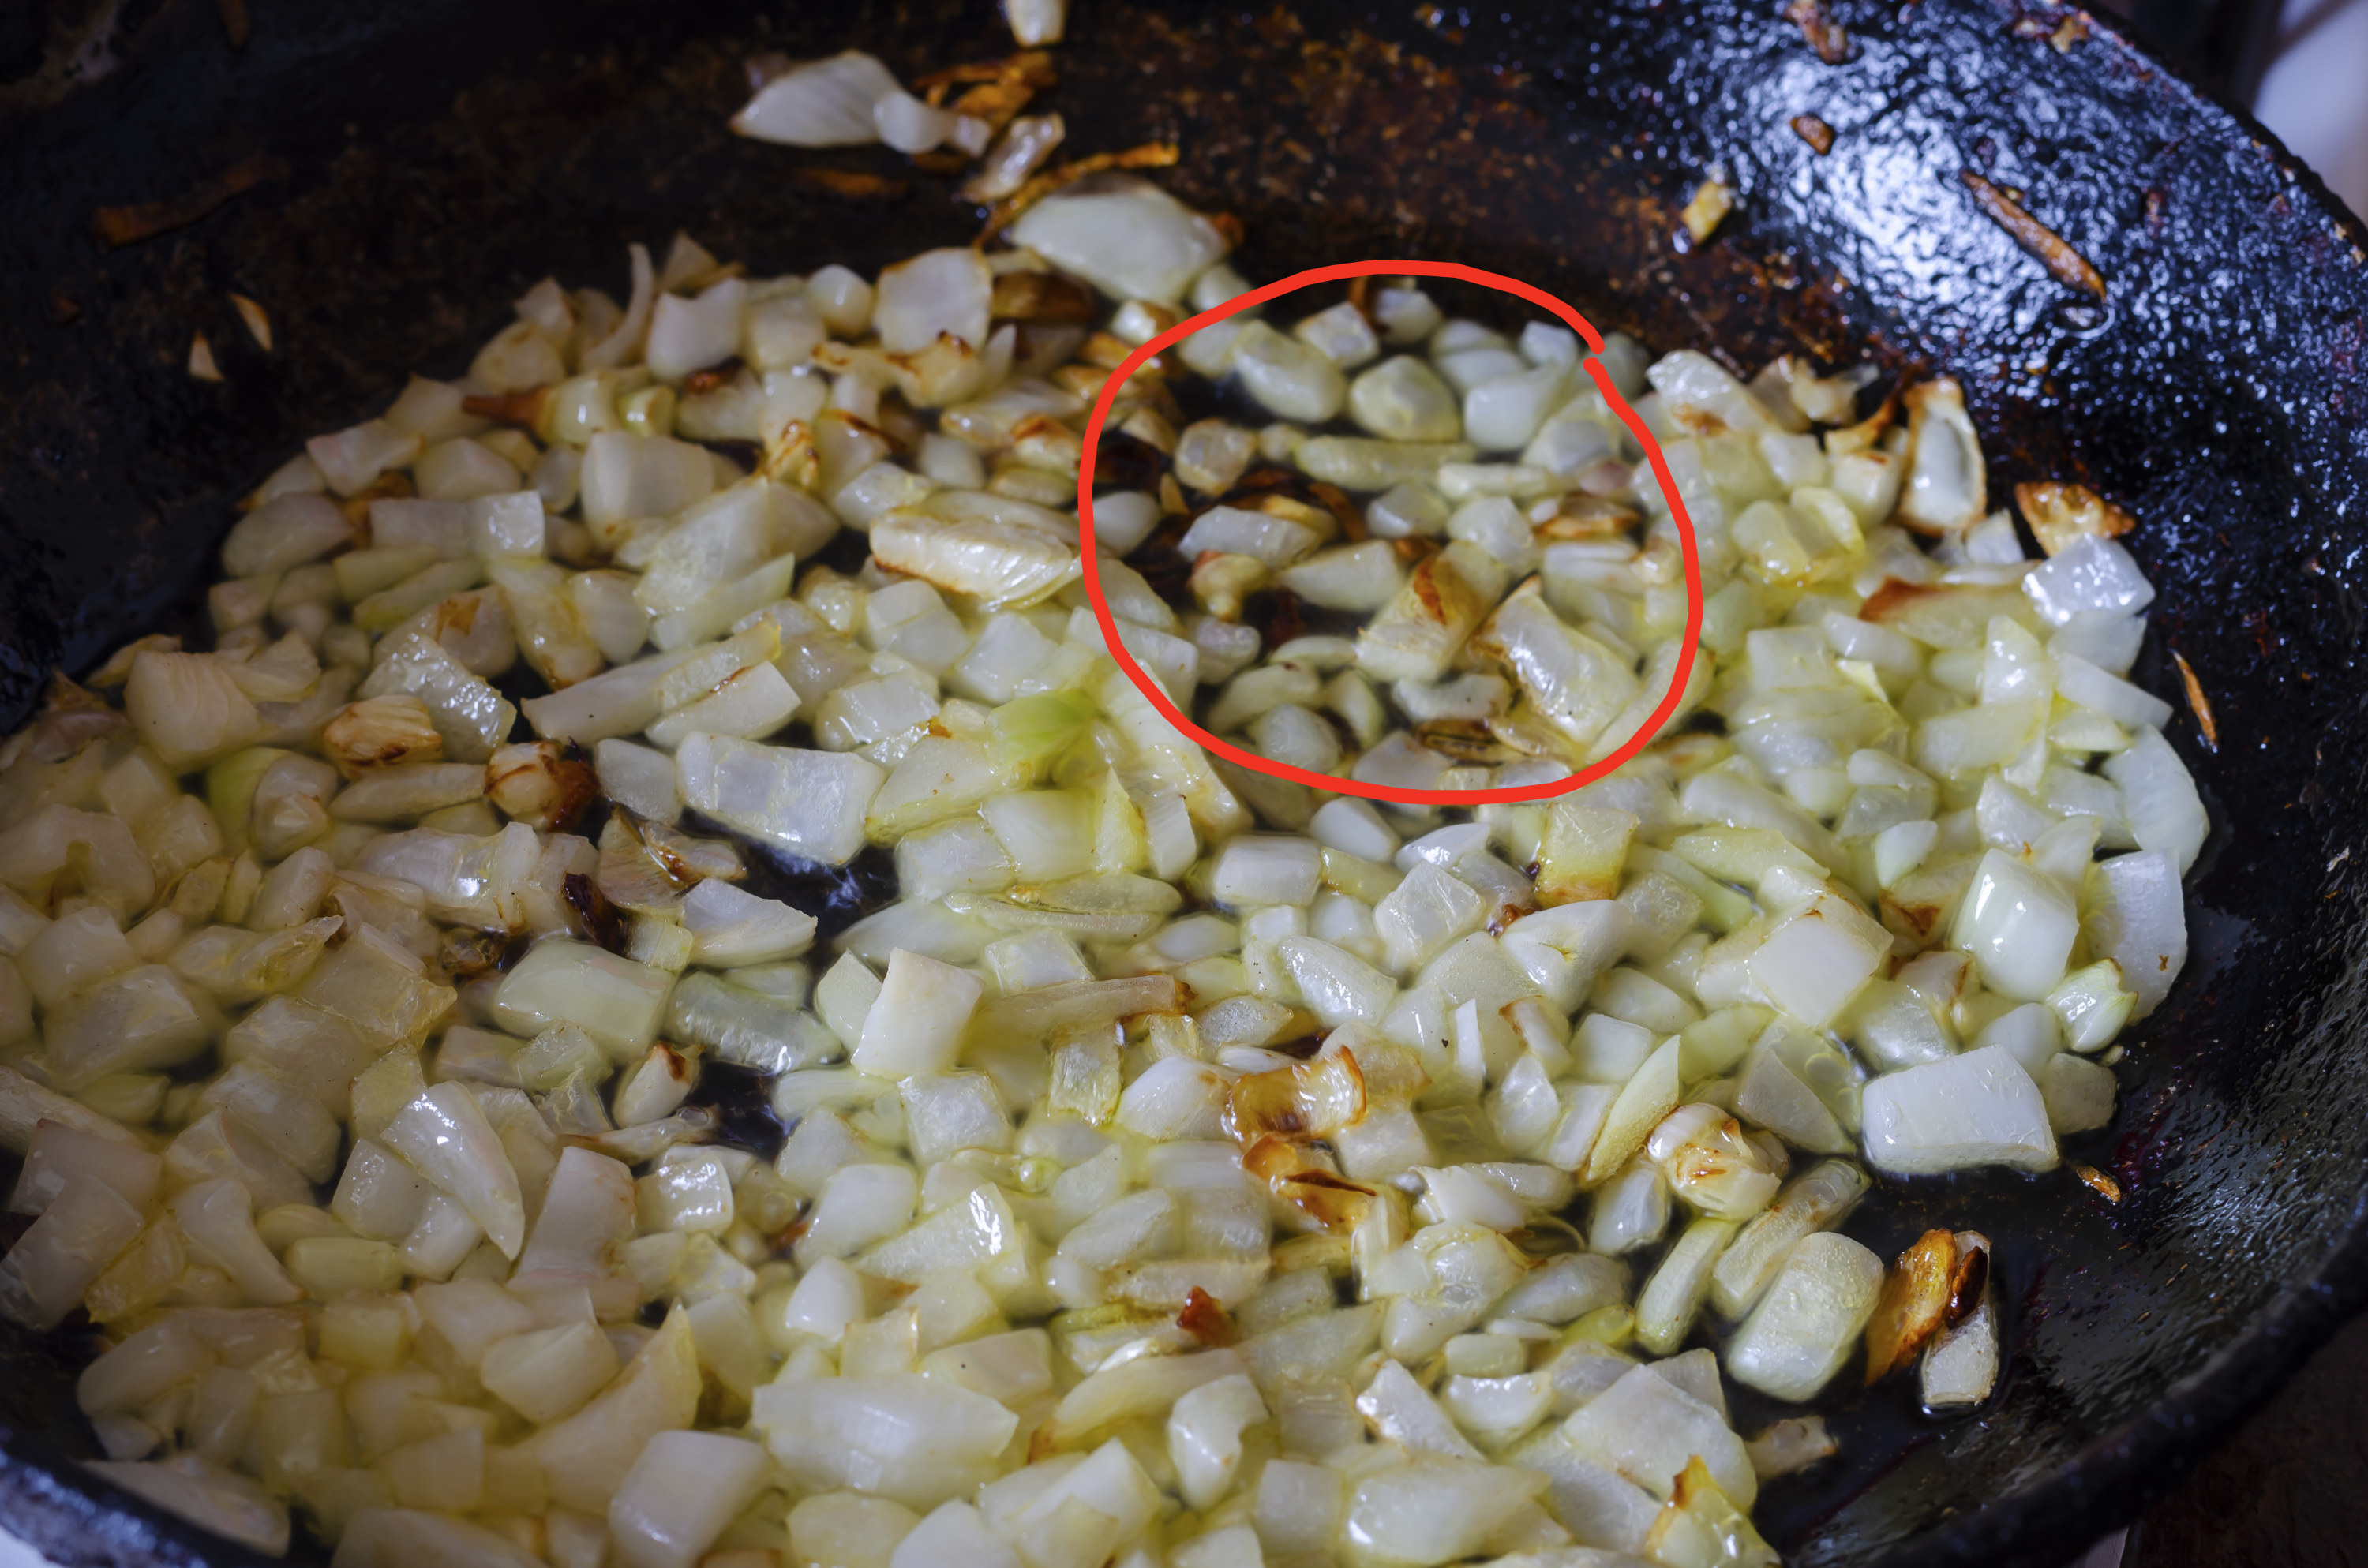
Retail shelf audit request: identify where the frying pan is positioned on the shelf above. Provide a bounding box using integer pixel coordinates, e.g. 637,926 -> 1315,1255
3,1 -> 2366,1562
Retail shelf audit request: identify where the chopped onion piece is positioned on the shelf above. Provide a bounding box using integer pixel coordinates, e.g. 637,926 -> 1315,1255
2021,535 -> 2156,626
1006,184 -> 1231,307
92,1460 -> 288,1557
753,1372 -> 1020,1510
732,51 -> 901,147
1725,1230 -> 1885,1401
1860,1046 -> 2057,1175
608,1429 -> 773,1568
676,732 -> 884,866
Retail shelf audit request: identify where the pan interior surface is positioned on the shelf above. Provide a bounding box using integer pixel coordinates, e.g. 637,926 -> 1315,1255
2,2 -> 2366,1564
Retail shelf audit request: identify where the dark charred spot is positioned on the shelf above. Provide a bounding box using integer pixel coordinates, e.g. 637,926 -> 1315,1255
1307,481 -> 1366,541
562,871 -> 625,953
681,358 -> 745,395
731,836 -> 900,946
1092,430 -> 1168,493
437,927 -> 511,979
1127,535 -> 1194,605
1177,1286 -> 1234,1346
1260,588 -> 1306,653
1947,1246 -> 1990,1325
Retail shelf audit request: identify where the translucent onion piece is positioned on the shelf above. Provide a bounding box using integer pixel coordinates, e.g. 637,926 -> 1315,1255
1860,1046 -> 2058,1176
1006,184 -> 1231,307
731,51 -> 901,147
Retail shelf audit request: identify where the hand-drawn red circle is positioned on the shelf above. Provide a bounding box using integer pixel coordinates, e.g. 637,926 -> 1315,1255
1074,259 -> 1703,806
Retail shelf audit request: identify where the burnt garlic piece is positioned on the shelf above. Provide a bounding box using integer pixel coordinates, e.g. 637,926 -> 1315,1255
0,163 -> 2198,1568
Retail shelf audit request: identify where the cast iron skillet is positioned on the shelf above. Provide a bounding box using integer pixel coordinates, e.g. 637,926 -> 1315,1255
4,1 -> 2368,1563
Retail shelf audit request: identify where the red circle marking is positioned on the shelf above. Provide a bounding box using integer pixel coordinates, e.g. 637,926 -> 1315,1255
1076,259 -> 1703,807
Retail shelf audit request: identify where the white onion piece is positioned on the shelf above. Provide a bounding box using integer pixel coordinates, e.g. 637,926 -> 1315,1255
170,1179 -> 299,1304
306,419 -> 423,497
579,429 -> 714,531
514,1146 -> 635,1287
92,1461 -> 288,1557
481,1320 -> 619,1424
494,938 -> 673,1058
381,1083 -> 526,1258
1336,1457 -> 1546,1566
894,1501 -> 1021,1568
222,494 -> 351,578
2042,1052 -> 2119,1133
1006,0 -> 1066,45
1709,1159 -> 1868,1319
1310,796 -> 1401,861
2021,535 -> 2156,626
1088,489 -> 1161,556
608,1430 -> 773,1568
1417,1166 -> 1525,1233
2050,609 -> 2145,675
875,248 -> 993,354
753,1372 -> 1020,1510
873,515 -> 1081,610
873,89 -> 960,154
1898,378 -> 1986,533
1950,848 -> 2078,1001
676,731 -> 884,866
1563,1364 -> 1756,1506
1647,349 -> 1775,436
1635,1216 -> 1737,1357
1473,586 -> 1639,751
1178,504 -> 1320,568
534,1308 -> 702,1514
2054,650 -> 2171,729
680,878 -> 815,966
731,51 -> 901,146
1501,899 -> 1635,1015
1922,1230 -> 1999,1409
1349,356 -> 1462,443
358,633 -> 516,763
1463,362 -> 1570,452
126,652 -> 261,772
9,1122 -> 159,1218
1860,1046 -> 2057,1175
799,1162 -> 919,1264
1169,1372 -> 1268,1511
900,1072 -> 1010,1165
1275,935 -> 1397,1026
1116,1056 -> 1228,1141
2104,726 -> 2209,875
965,113 -> 1066,203
1211,835 -> 1321,907
2084,848 -> 2188,1020
852,949 -> 984,1076
1230,323 -> 1348,424
0,1176 -> 143,1329
1748,892 -> 1889,1027
644,277 -> 748,384
1723,1230 -> 1884,1401
1005,183 -> 1231,306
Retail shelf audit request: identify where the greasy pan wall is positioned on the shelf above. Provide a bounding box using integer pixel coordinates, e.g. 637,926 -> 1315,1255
2,1 -> 2366,1563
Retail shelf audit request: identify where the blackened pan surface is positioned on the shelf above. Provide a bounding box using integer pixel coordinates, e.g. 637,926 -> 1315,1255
2,2 -> 2366,1564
